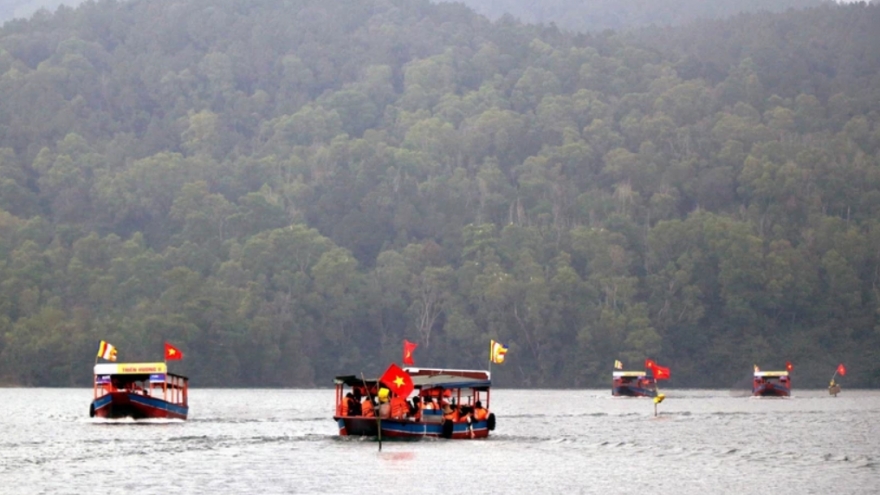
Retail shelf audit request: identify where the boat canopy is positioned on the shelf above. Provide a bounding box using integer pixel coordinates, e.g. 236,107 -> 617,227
754,371 -> 788,377
411,373 -> 490,391
334,368 -> 491,391
333,375 -> 378,387
613,371 -> 647,377
94,362 -> 167,375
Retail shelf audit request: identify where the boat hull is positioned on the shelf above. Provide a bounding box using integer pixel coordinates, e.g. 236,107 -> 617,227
91,392 -> 188,420
752,384 -> 791,397
382,418 -> 489,439
335,416 -> 379,436
336,417 -> 490,439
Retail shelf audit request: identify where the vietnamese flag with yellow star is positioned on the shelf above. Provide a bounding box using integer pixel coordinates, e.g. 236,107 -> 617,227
164,342 -> 184,361
379,363 -> 414,398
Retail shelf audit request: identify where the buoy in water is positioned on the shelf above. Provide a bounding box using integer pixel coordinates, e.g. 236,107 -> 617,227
828,383 -> 841,397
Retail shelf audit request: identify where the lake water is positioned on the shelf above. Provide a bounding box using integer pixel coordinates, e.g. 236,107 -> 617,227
0,388 -> 877,494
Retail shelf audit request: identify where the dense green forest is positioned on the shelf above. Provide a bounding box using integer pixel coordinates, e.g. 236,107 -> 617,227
448,0 -> 831,32
0,0 -> 878,388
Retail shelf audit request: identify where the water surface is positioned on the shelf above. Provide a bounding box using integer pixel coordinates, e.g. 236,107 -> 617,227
1,388 -> 876,494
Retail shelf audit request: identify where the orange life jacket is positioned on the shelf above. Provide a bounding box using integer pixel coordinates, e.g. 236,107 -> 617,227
473,407 -> 488,421
339,399 -> 349,417
443,408 -> 459,422
390,397 -> 407,419
361,399 -> 375,417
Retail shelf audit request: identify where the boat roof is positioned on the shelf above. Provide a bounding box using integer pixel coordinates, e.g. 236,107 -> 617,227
755,371 -> 789,377
613,371 -> 648,377
93,362 -> 187,379
334,368 -> 491,390
411,373 -> 490,390
404,367 -> 490,381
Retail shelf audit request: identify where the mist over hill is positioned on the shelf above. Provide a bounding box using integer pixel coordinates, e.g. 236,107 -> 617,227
439,0 -> 831,32
0,0 -> 878,388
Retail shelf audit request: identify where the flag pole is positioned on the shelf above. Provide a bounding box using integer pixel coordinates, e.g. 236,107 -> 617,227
361,372 -> 381,452
488,341 -> 492,374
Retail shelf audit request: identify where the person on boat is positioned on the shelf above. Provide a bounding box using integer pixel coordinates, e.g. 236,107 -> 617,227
361,396 -> 375,417
349,394 -> 362,416
378,388 -> 392,418
343,392 -> 360,417
473,401 -> 489,421
442,403 -> 459,422
409,396 -> 422,422
390,394 -> 408,419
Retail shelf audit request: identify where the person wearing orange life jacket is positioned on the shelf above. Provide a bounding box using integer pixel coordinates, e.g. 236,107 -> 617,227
361,396 -> 375,417
472,401 -> 489,421
339,392 -> 352,416
390,395 -> 408,419
341,392 -> 359,417
442,402 -> 459,422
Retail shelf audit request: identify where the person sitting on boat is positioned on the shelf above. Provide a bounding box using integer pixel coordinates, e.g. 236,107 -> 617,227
361,395 -> 375,417
473,401 -> 489,422
442,402 -> 459,422
343,392 -> 361,417
378,388 -> 392,418
390,394 -> 408,419
408,396 -> 422,421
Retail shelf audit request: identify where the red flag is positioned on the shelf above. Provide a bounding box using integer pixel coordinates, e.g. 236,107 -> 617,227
380,363 -> 414,398
646,358 -> 671,380
403,340 -> 418,366
837,363 -> 846,376
652,365 -> 671,380
164,342 -> 184,361
786,361 -> 793,372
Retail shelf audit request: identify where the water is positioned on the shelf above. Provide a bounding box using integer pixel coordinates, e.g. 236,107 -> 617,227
1,388 -> 877,494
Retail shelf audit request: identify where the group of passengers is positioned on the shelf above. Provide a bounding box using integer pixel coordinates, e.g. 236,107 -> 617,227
340,387 -> 489,435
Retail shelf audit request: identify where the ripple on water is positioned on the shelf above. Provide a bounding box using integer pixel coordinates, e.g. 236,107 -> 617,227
2,388 -> 879,495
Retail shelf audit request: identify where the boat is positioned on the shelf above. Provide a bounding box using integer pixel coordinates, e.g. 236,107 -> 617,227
752,370 -> 791,397
612,370 -> 658,397
333,367 -> 495,439
90,362 -> 189,419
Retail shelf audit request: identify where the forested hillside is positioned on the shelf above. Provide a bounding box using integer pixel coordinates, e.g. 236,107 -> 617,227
1,0 -> 878,388
444,0 -> 830,32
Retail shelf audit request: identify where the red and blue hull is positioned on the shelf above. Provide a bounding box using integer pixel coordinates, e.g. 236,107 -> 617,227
336,417 -> 491,439
752,383 -> 790,397
612,386 -> 657,398
91,392 -> 188,420
381,419 -> 490,439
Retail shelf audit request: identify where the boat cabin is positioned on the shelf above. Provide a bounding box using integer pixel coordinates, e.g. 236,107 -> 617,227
406,368 -> 491,423
612,370 -> 658,397
93,362 -> 188,408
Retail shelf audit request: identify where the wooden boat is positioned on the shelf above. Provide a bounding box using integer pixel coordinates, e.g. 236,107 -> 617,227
612,370 -> 658,397
90,362 -> 189,419
752,370 -> 790,397
333,368 -> 495,440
